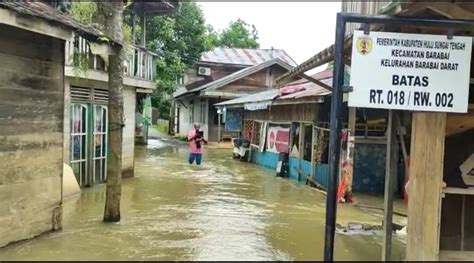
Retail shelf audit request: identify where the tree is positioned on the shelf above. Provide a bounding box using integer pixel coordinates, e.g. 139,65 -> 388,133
215,19 -> 259,49
96,1 -> 125,223
145,2 -> 213,116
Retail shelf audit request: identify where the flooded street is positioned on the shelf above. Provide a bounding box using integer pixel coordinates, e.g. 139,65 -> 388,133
0,138 -> 404,261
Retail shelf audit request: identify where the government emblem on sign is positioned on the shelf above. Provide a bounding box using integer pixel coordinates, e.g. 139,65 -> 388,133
356,36 -> 372,55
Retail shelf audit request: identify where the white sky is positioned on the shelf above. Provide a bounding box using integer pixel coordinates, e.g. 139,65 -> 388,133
199,2 -> 341,65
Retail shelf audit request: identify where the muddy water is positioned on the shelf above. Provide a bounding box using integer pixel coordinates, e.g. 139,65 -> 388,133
0,139 -> 405,261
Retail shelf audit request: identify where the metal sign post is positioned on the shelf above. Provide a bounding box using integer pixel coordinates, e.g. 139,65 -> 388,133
325,12 -> 474,262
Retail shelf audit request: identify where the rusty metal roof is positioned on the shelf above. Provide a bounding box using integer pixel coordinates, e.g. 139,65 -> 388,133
200,47 -> 297,67
0,2 -> 119,44
277,70 -> 333,100
215,69 -> 333,108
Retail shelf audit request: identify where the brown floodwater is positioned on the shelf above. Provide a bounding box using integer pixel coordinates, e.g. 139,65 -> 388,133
0,138 -> 405,261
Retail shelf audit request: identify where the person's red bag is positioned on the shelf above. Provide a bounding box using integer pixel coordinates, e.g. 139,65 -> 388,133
337,173 -> 347,203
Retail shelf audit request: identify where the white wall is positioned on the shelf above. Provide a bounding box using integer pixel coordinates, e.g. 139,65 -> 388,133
63,80 -> 71,164
176,97 -> 209,138
122,87 -> 136,177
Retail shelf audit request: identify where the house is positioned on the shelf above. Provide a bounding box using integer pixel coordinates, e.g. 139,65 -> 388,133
64,1 -> 175,187
0,2 -> 118,248
172,47 -> 297,142
215,67 -> 392,195
278,1 -> 474,261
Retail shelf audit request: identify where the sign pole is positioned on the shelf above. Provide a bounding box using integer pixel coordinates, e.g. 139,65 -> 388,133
324,12 -> 346,262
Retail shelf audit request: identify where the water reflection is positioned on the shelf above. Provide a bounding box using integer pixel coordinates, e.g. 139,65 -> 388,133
0,139 -> 405,261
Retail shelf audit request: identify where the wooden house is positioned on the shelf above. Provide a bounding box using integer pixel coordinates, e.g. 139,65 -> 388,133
172,47 -> 296,142
0,2 -> 117,248
278,1 -> 474,261
216,68 -> 392,195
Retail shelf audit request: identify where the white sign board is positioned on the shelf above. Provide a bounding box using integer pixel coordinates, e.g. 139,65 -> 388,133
349,30 -> 472,113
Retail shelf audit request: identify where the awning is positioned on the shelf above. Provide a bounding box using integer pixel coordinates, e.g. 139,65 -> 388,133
244,101 -> 272,111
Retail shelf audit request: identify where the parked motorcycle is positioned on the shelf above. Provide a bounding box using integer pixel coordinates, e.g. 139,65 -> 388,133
231,138 -> 250,161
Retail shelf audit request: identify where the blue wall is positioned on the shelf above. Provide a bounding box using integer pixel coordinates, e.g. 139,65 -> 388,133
251,145 -> 393,194
251,149 -> 329,189
251,149 -> 279,170
250,145 -> 399,195
315,164 -> 329,189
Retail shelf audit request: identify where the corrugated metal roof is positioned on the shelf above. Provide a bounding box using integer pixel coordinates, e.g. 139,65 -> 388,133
191,58 -> 294,93
215,89 -> 280,107
200,47 -> 297,67
215,69 -> 334,107
278,81 -> 331,100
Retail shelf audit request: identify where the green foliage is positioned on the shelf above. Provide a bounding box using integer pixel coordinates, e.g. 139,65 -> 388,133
151,92 -> 171,120
70,2 -> 98,26
69,1 -> 261,121
71,52 -> 89,77
214,19 -> 260,49
155,122 -> 169,134
144,1 -> 213,120
70,2 -> 134,73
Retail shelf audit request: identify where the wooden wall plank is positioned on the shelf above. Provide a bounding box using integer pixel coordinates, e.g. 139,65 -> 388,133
0,25 -> 64,247
0,205 -> 60,248
0,24 -> 64,63
0,176 -> 62,217
0,146 -> 62,184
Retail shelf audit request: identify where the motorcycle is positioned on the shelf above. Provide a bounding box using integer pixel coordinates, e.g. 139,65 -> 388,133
231,138 -> 250,161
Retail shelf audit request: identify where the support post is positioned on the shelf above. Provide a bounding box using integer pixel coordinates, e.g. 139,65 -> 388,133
346,107 -> 356,196
382,110 -> 399,261
324,12 -> 346,262
348,107 -> 356,135
131,12 -> 136,45
140,14 -> 146,47
406,112 -> 446,260
217,111 -> 221,143
298,122 -> 304,181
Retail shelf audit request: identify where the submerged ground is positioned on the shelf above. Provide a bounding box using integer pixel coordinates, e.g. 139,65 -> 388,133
0,138 -> 405,260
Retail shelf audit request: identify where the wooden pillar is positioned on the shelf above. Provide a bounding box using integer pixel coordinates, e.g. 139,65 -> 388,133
347,107 -> 356,191
217,110 -> 221,143
382,110 -> 399,261
298,122 -> 304,181
140,14 -> 146,47
348,107 -> 356,134
131,13 -> 136,45
406,112 -> 446,260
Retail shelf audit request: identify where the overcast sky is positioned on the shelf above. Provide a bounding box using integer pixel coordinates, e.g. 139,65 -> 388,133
199,2 -> 341,65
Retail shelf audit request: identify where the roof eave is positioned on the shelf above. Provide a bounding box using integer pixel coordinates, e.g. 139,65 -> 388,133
0,7 -> 72,41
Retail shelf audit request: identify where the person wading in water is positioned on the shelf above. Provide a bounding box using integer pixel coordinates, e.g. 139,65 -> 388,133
187,123 -> 207,165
